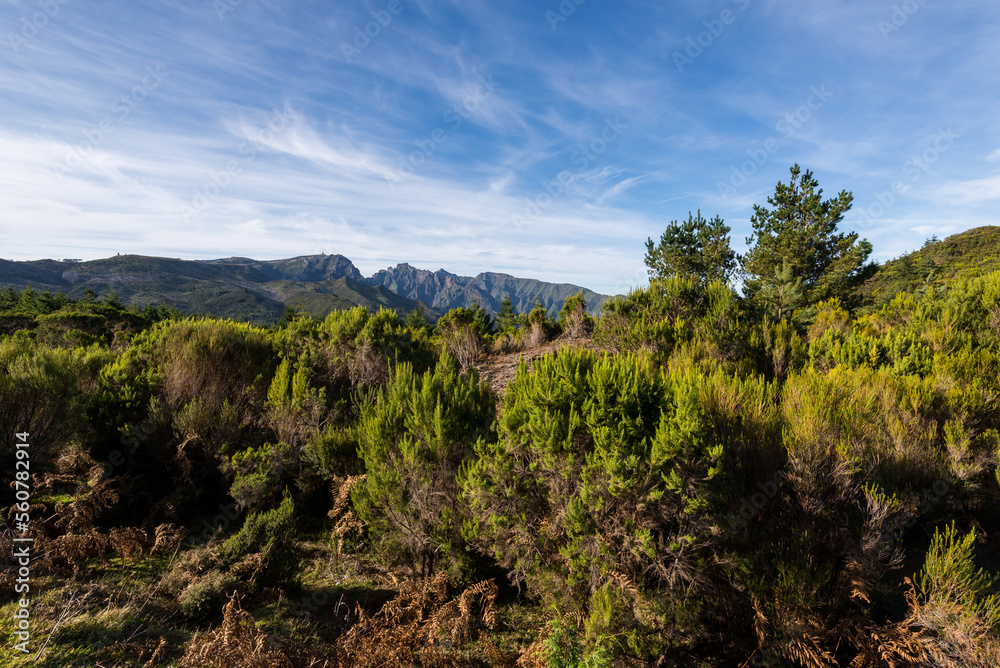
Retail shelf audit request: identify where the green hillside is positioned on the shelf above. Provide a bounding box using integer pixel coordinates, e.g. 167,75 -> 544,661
0,254 -> 428,324
858,226 -> 1000,307
0,254 -> 608,324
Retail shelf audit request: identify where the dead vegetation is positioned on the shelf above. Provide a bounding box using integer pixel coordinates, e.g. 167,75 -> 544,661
175,573 -> 502,668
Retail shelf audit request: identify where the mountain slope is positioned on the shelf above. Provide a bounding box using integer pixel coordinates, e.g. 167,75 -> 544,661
0,254 -> 425,324
0,253 -> 609,323
858,226 -> 1000,307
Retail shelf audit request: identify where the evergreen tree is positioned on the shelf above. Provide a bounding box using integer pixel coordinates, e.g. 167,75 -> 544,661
495,293 -> 519,333
404,302 -> 432,331
276,305 -> 297,328
742,164 -> 874,308
757,259 -> 805,321
645,210 -> 737,284
0,286 -> 17,311
18,287 -> 39,313
102,290 -> 125,310
469,298 -> 495,336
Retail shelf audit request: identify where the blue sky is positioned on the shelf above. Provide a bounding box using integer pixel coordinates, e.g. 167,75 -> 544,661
1,0 -> 998,295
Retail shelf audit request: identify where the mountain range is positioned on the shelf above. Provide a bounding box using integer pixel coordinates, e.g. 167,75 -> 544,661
0,253 -> 608,324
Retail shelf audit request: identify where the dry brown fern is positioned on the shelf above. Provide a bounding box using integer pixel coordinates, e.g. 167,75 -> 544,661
151,523 -> 186,555
335,573 -> 499,667
109,526 -> 148,567
177,594 -> 297,668
40,528 -> 110,574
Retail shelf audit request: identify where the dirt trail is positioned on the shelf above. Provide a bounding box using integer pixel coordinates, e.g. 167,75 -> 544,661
472,334 -> 607,397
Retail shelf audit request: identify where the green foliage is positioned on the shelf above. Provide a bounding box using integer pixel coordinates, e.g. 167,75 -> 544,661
219,493 -> 299,587
644,209 -> 737,285
557,291 -> 593,337
0,335 -> 112,471
540,619 -> 612,668
782,367 -> 945,492
495,293 -> 520,333
595,276 -> 746,370
404,302 -> 432,331
178,570 -> 239,619
435,307 -> 487,368
304,423 -> 359,477
919,523 -> 1000,630
146,317 -> 275,414
755,258 -> 805,322
756,316 -> 807,381
277,305 -> 432,399
469,298 -> 495,336
228,442 -> 292,512
743,164 -> 874,309
461,348 -> 781,658
354,354 -> 495,577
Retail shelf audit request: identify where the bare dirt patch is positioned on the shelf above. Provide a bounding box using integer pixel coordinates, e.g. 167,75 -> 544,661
472,334 -> 607,397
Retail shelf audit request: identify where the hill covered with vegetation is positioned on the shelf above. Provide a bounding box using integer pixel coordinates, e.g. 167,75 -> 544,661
0,254 -> 608,325
2,166 -> 1000,667
857,226 -> 1000,308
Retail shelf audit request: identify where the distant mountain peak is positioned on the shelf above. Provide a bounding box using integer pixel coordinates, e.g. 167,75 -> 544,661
364,262 -> 606,315
0,253 -> 609,323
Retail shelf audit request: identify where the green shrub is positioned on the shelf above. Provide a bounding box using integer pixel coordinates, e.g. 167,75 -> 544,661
595,276 -> 745,369
353,354 -> 495,578
0,335 -> 111,473
461,348 -> 780,659
179,569 -> 239,619
557,291 -> 593,338
540,619 -> 612,668
918,522 -> 1000,632
219,493 -> 299,587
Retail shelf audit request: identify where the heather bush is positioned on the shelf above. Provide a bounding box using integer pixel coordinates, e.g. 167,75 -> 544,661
461,348 -> 783,661
353,354 -> 495,578
219,493 -> 299,588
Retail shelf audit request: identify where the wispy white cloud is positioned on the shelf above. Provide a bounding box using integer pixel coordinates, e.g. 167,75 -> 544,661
934,174 -> 1000,205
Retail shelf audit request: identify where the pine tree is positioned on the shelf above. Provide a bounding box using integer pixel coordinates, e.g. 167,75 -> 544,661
757,259 -> 805,321
469,298 -> 495,336
404,302 -> 432,331
742,164 -> 874,309
645,210 -> 737,285
495,293 -> 519,333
